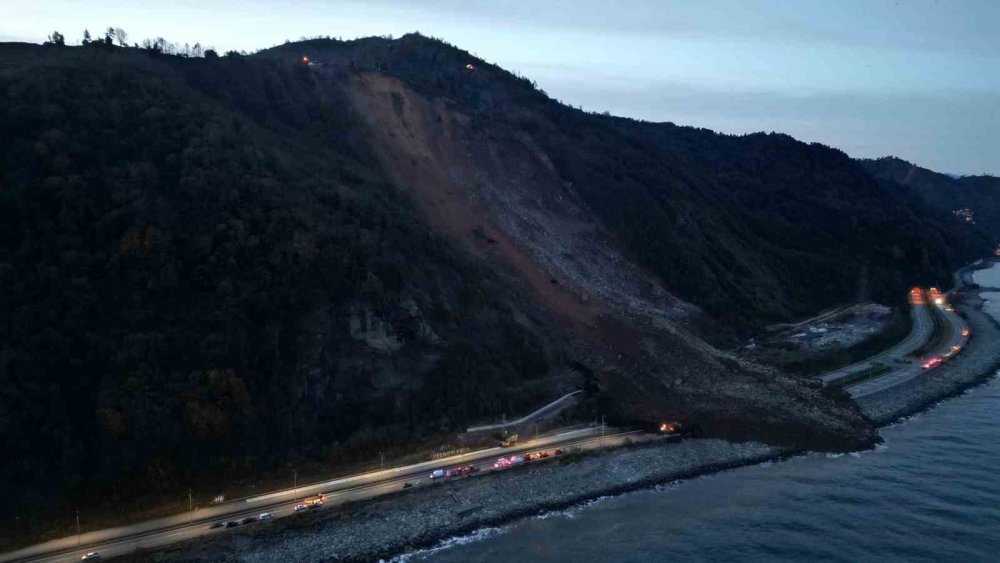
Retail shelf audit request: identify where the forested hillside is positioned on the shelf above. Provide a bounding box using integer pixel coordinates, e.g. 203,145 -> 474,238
262,34 -> 987,323
0,42 -> 563,528
862,156 -> 1000,240
0,35 -> 987,536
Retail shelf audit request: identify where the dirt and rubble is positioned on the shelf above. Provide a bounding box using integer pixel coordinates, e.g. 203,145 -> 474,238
754,302 -> 893,353
344,72 -> 879,454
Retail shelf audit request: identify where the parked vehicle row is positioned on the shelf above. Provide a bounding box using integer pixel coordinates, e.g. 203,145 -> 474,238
430,465 -> 478,479
205,444 -> 572,535
493,448 -> 563,470
208,507 -> 296,530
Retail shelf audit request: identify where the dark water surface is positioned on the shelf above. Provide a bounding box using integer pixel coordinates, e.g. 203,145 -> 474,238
405,374 -> 1000,562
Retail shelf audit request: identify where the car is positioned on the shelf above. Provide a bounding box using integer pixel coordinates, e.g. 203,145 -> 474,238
430,469 -> 446,479
226,520 -> 240,528
241,516 -> 256,525
307,501 -> 323,510
554,448 -> 564,456
293,504 -> 307,512
81,553 -> 101,561
403,481 -> 414,489
962,328 -> 971,337
258,512 -> 274,521
210,521 -> 225,529
922,357 -> 942,369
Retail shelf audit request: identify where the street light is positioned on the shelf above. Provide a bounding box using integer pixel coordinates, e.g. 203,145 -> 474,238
293,468 -> 297,489
76,509 -> 80,546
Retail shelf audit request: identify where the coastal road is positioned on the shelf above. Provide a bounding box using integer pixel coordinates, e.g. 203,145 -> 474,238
1,427 -> 645,563
820,293 -> 932,386
847,298 -> 968,398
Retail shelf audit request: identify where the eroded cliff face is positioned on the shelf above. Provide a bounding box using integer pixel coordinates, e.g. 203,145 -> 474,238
344,73 -> 877,451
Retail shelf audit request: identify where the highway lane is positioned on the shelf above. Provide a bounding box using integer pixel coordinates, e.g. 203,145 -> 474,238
2,427 -> 645,563
820,300 -> 932,385
847,298 -> 969,398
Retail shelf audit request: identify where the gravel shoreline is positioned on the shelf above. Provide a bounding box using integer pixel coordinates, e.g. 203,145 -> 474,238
153,295 -> 1000,563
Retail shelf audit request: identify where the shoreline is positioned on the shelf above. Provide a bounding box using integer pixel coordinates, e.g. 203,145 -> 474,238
856,292 -> 1000,426
156,440 -> 790,562
152,293 -> 1000,562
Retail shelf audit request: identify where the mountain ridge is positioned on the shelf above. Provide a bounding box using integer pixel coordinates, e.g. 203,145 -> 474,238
0,34 -> 987,532
861,155 -> 1000,240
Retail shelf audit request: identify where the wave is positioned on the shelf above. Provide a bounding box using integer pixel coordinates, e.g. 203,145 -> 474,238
386,525 -> 513,562
534,495 -> 614,520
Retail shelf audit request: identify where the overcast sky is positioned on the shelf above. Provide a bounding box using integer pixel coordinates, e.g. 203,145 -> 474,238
3,0 -> 997,175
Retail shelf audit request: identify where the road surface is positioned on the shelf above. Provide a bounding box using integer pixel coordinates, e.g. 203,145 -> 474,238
820,299 -> 932,385
847,299 -> 968,398
1,427 -> 644,563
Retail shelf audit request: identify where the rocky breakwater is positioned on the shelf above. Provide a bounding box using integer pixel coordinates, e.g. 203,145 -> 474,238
155,439 -> 783,562
856,292 -> 1000,424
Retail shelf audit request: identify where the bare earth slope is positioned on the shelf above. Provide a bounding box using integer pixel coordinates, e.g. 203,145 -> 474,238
346,72 -> 876,451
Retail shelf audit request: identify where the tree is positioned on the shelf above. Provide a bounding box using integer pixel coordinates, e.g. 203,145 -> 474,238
204,48 -> 218,59
45,31 -> 65,46
192,42 -> 203,58
82,29 -> 91,45
114,28 -> 128,47
105,27 -> 114,46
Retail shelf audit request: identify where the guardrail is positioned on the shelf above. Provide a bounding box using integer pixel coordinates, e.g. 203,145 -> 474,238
465,390 -> 583,433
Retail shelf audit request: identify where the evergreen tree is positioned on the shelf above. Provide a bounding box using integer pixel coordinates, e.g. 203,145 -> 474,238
45,31 -> 65,46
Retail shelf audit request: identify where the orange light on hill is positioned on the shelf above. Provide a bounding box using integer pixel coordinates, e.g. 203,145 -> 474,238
302,55 -> 309,63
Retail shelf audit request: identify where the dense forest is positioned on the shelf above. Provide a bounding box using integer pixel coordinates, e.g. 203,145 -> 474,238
0,34 -> 989,536
0,41 -> 562,531
862,156 -> 1000,240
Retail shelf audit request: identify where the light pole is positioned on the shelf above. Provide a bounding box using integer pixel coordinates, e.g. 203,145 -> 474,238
601,415 -> 605,438
188,488 -> 193,512
76,509 -> 80,546
293,468 -> 297,489
380,452 -> 385,469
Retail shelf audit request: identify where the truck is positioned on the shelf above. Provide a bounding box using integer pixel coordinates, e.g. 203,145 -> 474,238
302,494 -> 325,506
499,433 -> 519,447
